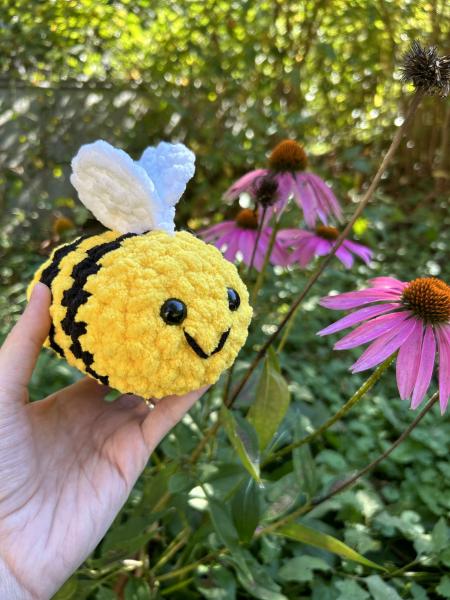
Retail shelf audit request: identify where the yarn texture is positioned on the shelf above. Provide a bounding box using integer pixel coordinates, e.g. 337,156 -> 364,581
29,230 -> 252,398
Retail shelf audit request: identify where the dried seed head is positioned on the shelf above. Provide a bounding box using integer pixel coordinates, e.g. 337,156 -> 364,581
253,175 -> 278,208
401,40 -> 450,97
402,277 -> 450,324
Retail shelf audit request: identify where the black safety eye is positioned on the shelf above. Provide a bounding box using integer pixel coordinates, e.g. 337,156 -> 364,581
227,288 -> 240,311
160,298 -> 187,325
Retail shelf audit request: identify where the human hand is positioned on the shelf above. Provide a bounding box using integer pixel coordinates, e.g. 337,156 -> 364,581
0,283 -> 206,599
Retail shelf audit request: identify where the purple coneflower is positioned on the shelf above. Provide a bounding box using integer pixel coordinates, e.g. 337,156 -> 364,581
224,140 -> 342,228
278,225 -> 372,269
199,208 -> 289,271
318,277 -> 450,413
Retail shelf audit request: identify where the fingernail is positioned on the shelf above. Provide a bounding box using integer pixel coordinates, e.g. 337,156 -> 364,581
29,282 -> 51,303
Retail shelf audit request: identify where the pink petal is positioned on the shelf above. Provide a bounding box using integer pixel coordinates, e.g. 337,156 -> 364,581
293,175 -> 319,228
269,173 -> 295,218
314,239 -> 333,257
305,172 -> 343,222
320,289 -> 403,310
270,241 -> 290,267
411,326 -> 436,409
290,236 -> 321,267
304,177 -> 331,224
335,246 -> 355,268
223,231 -> 241,262
351,317 -> 418,373
334,311 -> 410,350
369,277 -> 407,291
344,240 -> 373,265
199,221 -> 236,241
318,303 -> 400,336
223,169 -> 268,200
277,228 -> 311,246
436,325 -> 450,414
396,318 -> 423,400
240,230 -> 256,266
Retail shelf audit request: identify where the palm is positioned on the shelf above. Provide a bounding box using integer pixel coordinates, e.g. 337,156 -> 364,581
0,284 -> 204,599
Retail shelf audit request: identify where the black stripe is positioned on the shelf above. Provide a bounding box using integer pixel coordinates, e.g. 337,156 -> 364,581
61,233 -> 137,385
40,236 -> 90,288
40,235 -> 90,356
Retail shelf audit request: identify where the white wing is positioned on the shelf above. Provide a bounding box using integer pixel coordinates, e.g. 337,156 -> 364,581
70,140 -> 193,234
138,142 -> 195,207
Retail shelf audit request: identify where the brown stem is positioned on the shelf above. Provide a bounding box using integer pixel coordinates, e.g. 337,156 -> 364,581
263,354 -> 396,466
251,218 -> 280,303
259,392 -> 438,535
227,89 -> 425,409
247,206 -> 267,275
312,391 -> 438,507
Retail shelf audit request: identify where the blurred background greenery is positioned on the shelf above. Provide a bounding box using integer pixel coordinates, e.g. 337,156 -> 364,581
0,1 -> 449,599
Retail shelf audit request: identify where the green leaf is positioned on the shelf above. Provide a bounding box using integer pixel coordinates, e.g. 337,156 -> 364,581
247,348 -> 290,451
225,548 -> 288,600
432,518 -> 448,554
365,575 -> 402,600
52,577 -> 79,600
335,580 -> 370,600
437,576 -> 450,598
275,522 -> 386,571
232,478 -> 261,543
195,566 -> 236,600
124,577 -> 151,600
293,418 -> 318,498
208,496 -> 240,552
221,406 -> 260,482
278,555 -> 330,583
100,510 -> 167,561
95,588 -> 117,600
410,583 -> 429,600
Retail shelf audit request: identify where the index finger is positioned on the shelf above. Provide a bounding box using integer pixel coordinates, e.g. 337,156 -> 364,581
0,282 -> 51,393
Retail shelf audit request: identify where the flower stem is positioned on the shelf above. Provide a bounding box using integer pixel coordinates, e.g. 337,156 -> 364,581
263,353 -> 396,466
251,218 -> 280,303
259,391 -> 438,536
227,89 -> 425,409
247,206 -> 267,275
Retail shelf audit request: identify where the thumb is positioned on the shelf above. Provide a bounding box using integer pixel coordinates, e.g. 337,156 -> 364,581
0,282 -> 51,393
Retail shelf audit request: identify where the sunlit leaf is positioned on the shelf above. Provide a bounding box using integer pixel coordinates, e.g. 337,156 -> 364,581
275,522 -> 386,571
247,348 -> 290,451
221,406 -> 261,482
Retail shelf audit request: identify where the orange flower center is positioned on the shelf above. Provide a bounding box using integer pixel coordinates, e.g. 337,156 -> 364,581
269,140 -> 308,172
401,277 -> 450,324
316,225 -> 339,240
235,208 -> 259,230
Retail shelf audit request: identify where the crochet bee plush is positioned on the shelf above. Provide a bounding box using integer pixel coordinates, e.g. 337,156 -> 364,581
28,141 -> 252,399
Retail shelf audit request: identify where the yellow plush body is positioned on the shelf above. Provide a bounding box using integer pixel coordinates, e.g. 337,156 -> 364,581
29,231 -> 252,398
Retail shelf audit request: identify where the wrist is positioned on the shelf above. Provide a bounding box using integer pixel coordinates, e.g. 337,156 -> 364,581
0,555 -> 37,600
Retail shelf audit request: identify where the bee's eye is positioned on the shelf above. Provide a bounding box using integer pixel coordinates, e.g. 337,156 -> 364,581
160,298 -> 187,325
227,288 -> 240,311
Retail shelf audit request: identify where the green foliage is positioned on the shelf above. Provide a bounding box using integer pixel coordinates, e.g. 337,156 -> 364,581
248,348 -> 290,451
1,1 -> 449,599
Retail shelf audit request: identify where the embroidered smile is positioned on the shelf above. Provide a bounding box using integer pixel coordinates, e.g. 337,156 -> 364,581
184,329 -> 231,359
